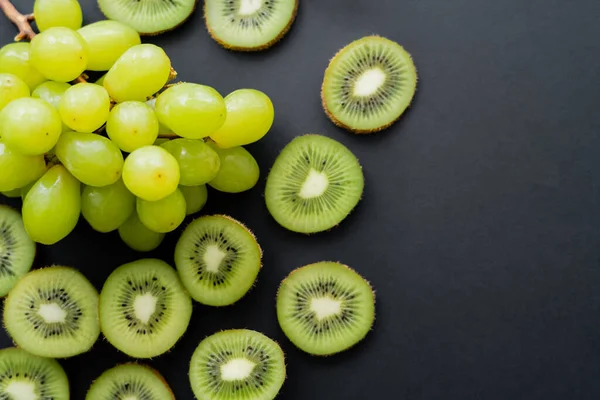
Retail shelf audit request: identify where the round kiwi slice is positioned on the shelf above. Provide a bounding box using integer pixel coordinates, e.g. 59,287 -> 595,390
0,205 -> 36,297
276,261 -> 375,356
264,134 -> 364,234
99,258 -> 193,359
321,35 -> 418,134
97,0 -> 197,35
174,215 -> 262,306
189,329 -> 286,400
3,266 -> 101,358
86,363 -> 174,400
204,0 -> 299,51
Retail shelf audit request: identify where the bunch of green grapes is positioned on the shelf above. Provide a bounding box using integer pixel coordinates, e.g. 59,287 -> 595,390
0,1 -> 274,251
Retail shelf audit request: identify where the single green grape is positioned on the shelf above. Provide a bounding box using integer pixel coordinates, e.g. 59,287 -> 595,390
81,178 -> 135,233
33,0 -> 82,31
30,27 -> 88,82
106,101 -> 159,152
31,81 -> 70,108
59,83 -> 110,132
0,73 -> 30,111
155,83 -> 226,139
160,139 -> 221,186
0,141 -> 47,191
77,20 -> 141,71
206,141 -> 260,193
209,89 -> 275,148
55,131 -> 124,187
22,164 -> 80,245
122,145 -> 180,201
118,212 -> 165,252
180,185 -> 208,216
0,42 -> 47,91
136,188 -> 186,233
103,44 -> 171,102
0,97 -> 62,155
1,188 -> 22,198
145,98 -> 173,136
95,73 -> 106,86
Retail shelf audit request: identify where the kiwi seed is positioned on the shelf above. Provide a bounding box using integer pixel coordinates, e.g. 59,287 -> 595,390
86,363 -> 175,400
0,205 -> 36,297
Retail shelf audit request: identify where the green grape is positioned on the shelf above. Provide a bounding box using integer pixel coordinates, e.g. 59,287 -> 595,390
136,188 -> 186,233
122,145 -> 180,201
22,164 -> 80,245
81,178 -> 135,233
78,20 -> 141,71
31,81 -> 70,108
160,139 -> 221,186
103,44 -> 171,103
20,181 -> 36,201
55,131 -> 124,187
0,141 -> 46,191
146,98 -> 174,136
59,83 -> 110,132
206,142 -> 260,193
180,185 -> 208,215
0,97 -> 62,155
0,73 -> 30,111
33,0 -> 82,31
0,42 -> 47,91
118,212 -> 165,252
155,83 -> 226,139
1,188 -> 22,198
95,73 -> 106,86
106,101 -> 159,152
209,89 -> 275,148
30,27 -> 88,82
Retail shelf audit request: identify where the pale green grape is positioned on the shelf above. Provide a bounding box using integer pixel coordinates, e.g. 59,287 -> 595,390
30,27 -> 88,82
207,142 -> 260,193
122,146 -> 180,201
1,188 -> 21,198
106,101 -> 159,152
59,83 -> 110,132
34,0 -> 82,31
103,44 -> 171,102
118,212 -> 165,252
209,89 -> 275,148
81,178 -> 135,233
0,97 -> 62,155
0,43 -> 47,91
0,73 -> 30,111
0,141 -> 46,191
155,83 -> 226,139
31,81 -> 70,108
22,165 -> 80,245
136,188 -> 186,233
95,74 -> 106,86
145,98 -> 173,136
55,131 -> 124,187
180,185 -> 208,216
160,139 -> 221,186
77,20 -> 141,71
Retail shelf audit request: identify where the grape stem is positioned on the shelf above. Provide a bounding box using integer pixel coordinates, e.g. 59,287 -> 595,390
0,0 -> 35,41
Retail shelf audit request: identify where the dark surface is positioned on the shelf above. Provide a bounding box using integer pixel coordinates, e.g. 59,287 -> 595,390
2,0 -> 600,398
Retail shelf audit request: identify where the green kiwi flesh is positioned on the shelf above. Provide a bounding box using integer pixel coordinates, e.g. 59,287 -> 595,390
86,363 -> 174,400
276,261 -> 375,356
0,205 -> 36,297
174,215 -> 262,306
189,329 -> 286,400
3,266 -> 101,358
204,0 -> 299,51
264,134 -> 364,234
321,35 -> 418,133
99,258 -> 193,358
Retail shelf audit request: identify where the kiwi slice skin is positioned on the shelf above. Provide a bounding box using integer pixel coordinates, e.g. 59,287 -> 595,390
276,261 -> 376,356
86,363 -> 175,400
321,35 -> 418,134
0,205 -> 36,297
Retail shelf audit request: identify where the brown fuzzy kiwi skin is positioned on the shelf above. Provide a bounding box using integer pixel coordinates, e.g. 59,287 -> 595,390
320,35 -> 419,135
204,0 -> 299,52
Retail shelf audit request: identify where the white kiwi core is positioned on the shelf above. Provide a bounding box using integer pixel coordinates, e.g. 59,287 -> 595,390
220,358 -> 256,381
133,293 -> 157,324
204,245 -> 227,273
37,303 -> 67,324
310,297 -> 342,320
299,169 -> 329,199
353,68 -> 386,97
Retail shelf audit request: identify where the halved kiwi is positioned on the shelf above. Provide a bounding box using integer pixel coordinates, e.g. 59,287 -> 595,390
321,35 -> 418,133
0,205 -> 36,297
86,363 -> 174,400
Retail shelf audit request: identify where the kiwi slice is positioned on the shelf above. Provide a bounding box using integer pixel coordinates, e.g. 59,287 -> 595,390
0,205 -> 36,297
97,0 -> 197,35
86,363 -> 174,400
204,0 -> 299,51
0,347 -> 70,399
276,261 -> 375,356
99,258 -> 193,359
174,215 -> 262,306
3,266 -> 101,358
264,134 -> 364,234
189,329 -> 286,400
321,35 -> 418,133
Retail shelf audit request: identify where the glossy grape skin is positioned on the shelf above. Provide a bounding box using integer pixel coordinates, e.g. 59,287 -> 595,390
0,73 -> 30,111
0,43 -> 47,91
106,101 -> 159,152
0,141 -> 46,191
180,185 -> 208,215
206,142 -> 260,193
59,83 -> 110,132
77,20 -> 141,71
136,188 -> 186,233
122,146 -> 180,201
22,165 -> 80,245
155,83 -> 226,139
160,139 -> 221,186
33,0 -> 83,31
81,178 -> 135,233
55,131 -> 124,187
0,97 -> 62,156
118,212 -> 165,252
30,27 -> 89,82
31,81 -> 70,108
210,89 -> 275,148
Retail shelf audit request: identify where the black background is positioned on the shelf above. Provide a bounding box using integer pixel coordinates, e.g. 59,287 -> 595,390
2,0 -> 600,398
